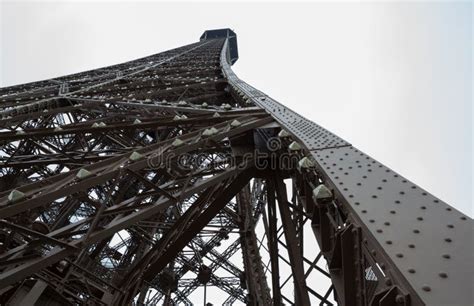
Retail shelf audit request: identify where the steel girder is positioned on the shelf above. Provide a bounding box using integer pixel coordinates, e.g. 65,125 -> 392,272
0,29 -> 472,306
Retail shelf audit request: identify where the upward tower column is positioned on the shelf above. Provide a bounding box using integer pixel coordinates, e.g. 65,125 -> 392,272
0,28 -> 471,306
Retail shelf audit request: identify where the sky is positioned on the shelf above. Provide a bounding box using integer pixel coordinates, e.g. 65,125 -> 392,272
0,0 -> 472,302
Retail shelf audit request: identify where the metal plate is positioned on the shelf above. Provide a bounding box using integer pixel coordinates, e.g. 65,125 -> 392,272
311,146 -> 472,306
231,82 -> 349,150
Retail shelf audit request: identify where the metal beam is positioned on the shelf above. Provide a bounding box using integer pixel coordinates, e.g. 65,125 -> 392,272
274,176 -> 311,305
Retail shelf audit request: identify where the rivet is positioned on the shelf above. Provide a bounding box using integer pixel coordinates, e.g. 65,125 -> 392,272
444,238 -> 452,243
413,229 -> 420,234
422,285 -> 431,292
384,222 -> 390,226
439,272 -> 448,278
442,254 -> 451,259
396,253 -> 403,258
408,244 -> 415,248
408,268 -> 416,273
395,295 -> 405,303
386,240 -> 392,244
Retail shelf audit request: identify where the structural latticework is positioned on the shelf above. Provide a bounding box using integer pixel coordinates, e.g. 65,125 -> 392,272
0,29 -> 471,306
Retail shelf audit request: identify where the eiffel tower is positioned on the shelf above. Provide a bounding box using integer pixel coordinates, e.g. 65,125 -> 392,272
0,29 -> 471,305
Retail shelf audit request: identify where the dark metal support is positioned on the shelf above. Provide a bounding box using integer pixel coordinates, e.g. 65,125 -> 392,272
264,178 -> 282,305
236,184 -> 271,305
274,176 -> 311,305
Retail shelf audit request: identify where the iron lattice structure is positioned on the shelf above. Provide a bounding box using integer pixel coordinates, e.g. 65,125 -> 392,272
0,29 -> 472,306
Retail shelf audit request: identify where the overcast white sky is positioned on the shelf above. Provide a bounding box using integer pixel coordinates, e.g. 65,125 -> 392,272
1,0 -> 471,217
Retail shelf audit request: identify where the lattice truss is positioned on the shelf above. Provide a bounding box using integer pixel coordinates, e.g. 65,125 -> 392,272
1,30 -> 472,306
0,38 -> 336,305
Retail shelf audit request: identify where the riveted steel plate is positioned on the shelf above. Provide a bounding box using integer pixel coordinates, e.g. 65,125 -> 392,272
310,146 -> 473,306
229,81 -> 349,150
251,95 -> 349,150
